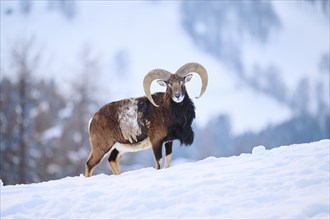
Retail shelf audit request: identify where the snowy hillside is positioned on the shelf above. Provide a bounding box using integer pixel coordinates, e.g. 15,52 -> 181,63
1,139 -> 329,219
2,1 -> 328,134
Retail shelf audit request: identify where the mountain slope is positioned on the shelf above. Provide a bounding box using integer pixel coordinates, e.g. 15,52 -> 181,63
1,139 -> 329,219
1,1 -> 298,134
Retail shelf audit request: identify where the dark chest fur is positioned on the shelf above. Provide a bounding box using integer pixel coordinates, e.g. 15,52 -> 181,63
137,93 -> 196,146
166,95 -> 196,146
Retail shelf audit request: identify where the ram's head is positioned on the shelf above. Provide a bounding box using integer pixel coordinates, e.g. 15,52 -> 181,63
143,62 -> 208,107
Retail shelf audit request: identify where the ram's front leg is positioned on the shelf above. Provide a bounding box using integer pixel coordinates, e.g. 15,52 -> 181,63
164,142 -> 172,168
152,142 -> 163,170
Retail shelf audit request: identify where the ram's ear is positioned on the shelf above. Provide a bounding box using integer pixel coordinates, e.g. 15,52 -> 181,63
184,74 -> 193,83
157,80 -> 167,87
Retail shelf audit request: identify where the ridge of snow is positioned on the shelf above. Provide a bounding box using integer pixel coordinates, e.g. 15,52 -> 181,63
1,139 -> 329,219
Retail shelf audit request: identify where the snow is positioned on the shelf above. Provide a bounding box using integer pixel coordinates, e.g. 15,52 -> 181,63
2,1 -> 316,134
242,1 -> 329,88
41,125 -> 62,141
1,139 -> 329,219
241,1 -> 329,115
251,145 -> 266,154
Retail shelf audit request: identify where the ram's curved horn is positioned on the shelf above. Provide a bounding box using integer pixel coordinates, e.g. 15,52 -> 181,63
143,69 -> 172,107
175,62 -> 208,99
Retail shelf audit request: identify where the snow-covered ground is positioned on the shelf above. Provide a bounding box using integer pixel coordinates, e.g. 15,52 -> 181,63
1,139 -> 329,219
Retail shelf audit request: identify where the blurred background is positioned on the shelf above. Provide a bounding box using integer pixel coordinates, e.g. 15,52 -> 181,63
1,0 -> 329,185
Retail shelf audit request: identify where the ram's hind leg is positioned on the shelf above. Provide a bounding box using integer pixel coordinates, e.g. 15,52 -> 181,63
85,137 -> 114,177
85,149 -> 105,177
108,148 -> 121,175
152,142 -> 163,170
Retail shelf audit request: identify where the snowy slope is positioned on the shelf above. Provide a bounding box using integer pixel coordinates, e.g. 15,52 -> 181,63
1,139 -> 329,219
0,1 -> 299,134
1,1 -> 329,134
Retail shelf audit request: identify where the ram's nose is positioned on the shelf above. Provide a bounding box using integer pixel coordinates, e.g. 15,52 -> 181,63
175,93 -> 181,98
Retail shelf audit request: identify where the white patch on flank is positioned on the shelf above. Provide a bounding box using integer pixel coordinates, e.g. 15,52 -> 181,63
113,138 -> 151,153
118,99 -> 142,143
